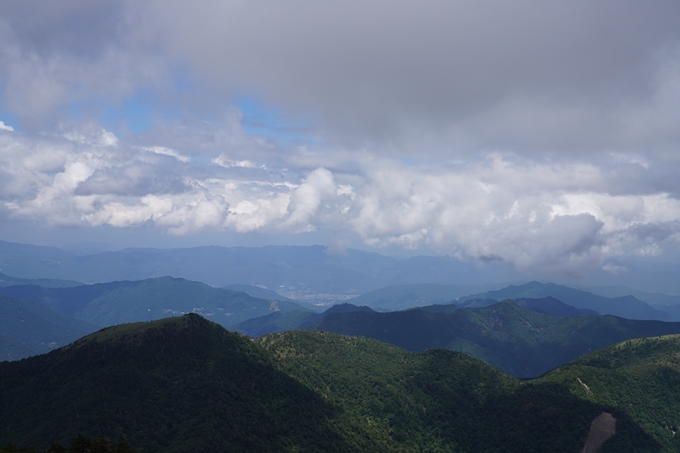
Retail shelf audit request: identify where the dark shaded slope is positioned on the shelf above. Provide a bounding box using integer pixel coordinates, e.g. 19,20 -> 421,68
0,294 -> 98,361
232,310 -> 318,337
232,303 -> 373,337
0,315 -> 366,453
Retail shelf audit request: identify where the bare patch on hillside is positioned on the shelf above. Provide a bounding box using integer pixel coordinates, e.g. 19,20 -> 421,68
577,377 -> 593,396
581,412 -> 616,453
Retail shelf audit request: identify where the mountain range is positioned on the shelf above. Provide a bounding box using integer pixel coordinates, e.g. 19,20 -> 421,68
459,281 -> 674,321
0,277 -> 309,330
4,239 -> 680,295
344,282 -> 510,311
0,272 -> 83,288
0,240 -> 519,297
235,299 -> 680,378
2,314 -> 674,452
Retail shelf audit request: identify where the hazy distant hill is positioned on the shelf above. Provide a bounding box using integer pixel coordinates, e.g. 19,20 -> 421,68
0,335 -> 35,362
576,285 -> 680,321
344,283 -> 511,311
457,296 -> 599,317
0,240 -> 520,294
461,281 -> 674,321
308,300 -> 680,377
0,272 -> 82,288
0,294 -> 97,360
222,284 -> 296,302
577,285 -> 680,306
3,239 -> 680,298
0,277 -> 310,328
0,314 -> 660,452
514,296 -> 600,317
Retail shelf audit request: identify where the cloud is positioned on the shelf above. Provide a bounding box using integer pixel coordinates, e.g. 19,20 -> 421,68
0,1 -> 680,277
143,146 -> 190,163
1,1 -> 679,153
133,0 -> 680,153
212,154 -> 256,169
2,122 -> 680,275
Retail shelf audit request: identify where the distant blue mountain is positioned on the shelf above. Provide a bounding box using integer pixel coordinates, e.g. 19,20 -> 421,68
459,281 -> 673,321
514,297 -> 599,317
0,240 -> 520,294
344,283 -> 512,311
0,277 -> 311,328
0,294 -> 97,361
0,272 -> 82,288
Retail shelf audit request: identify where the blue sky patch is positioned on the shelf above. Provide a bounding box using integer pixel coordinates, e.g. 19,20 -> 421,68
236,97 -> 320,145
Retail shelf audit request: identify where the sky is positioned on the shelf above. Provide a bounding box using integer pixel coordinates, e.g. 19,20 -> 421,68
1,0 -> 680,279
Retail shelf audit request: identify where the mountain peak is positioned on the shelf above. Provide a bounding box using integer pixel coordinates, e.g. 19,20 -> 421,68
323,303 -> 375,315
75,313 -> 209,345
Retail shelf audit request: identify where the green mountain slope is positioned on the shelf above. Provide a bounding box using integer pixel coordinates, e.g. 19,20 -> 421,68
0,314 -> 659,452
540,335 -> 680,451
308,301 -> 680,377
462,281 -> 674,321
0,294 -> 98,361
260,330 -> 658,453
0,277 -> 310,328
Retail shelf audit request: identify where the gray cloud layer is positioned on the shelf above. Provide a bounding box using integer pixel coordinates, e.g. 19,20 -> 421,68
2,123 -> 679,275
1,1 -> 680,276
3,0 -> 679,148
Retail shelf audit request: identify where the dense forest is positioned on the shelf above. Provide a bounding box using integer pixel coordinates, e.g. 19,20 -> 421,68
3,314 -> 679,451
0,434 -> 137,453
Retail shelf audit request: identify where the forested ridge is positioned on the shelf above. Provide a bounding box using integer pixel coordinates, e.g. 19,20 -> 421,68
1,314 -> 678,452
237,299 -> 680,378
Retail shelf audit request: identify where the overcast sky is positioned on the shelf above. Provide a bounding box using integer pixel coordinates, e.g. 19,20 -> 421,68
1,0 -> 680,278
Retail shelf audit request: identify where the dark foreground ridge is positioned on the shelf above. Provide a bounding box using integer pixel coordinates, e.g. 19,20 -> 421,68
0,315 -> 350,452
1,314 -> 674,452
